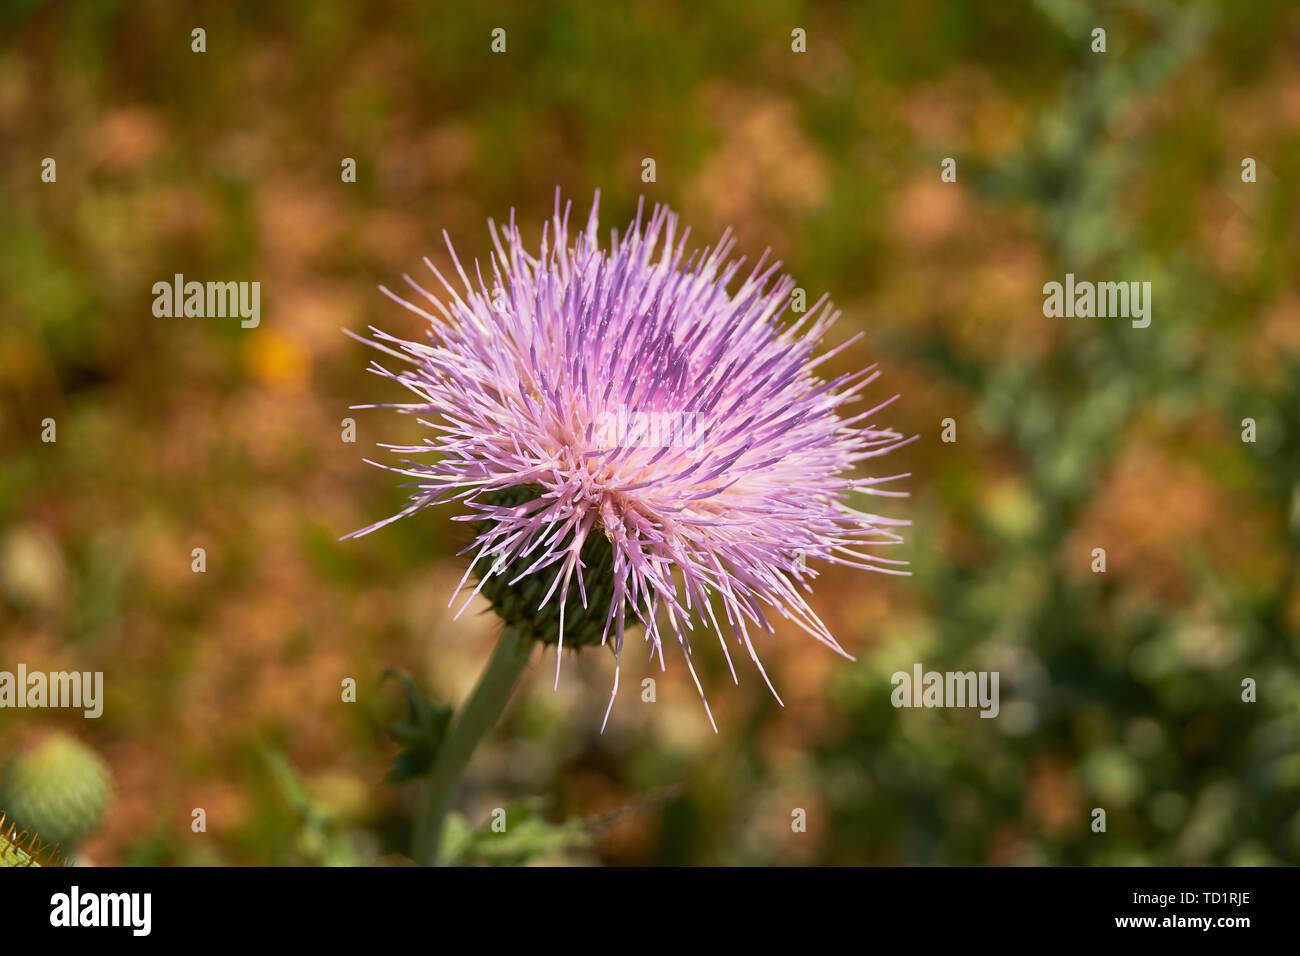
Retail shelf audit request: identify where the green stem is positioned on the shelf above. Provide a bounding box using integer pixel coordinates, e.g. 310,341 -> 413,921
413,626 -> 531,866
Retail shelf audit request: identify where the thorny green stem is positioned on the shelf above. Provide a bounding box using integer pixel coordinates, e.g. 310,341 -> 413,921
413,626 -> 531,866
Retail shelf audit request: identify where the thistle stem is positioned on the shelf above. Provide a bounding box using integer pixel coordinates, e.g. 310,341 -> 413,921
413,626 -> 531,866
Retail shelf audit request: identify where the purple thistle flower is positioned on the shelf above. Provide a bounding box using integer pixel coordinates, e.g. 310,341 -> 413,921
349,191 -> 911,730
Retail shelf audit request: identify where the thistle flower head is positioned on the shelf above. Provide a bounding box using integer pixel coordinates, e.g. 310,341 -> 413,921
351,191 -> 910,728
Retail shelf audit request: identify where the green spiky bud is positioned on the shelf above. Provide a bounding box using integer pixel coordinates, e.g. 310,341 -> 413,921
0,811 -> 64,866
476,484 -> 637,647
0,733 -> 110,853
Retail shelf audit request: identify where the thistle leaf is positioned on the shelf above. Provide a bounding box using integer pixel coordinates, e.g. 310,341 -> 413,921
383,669 -> 453,784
